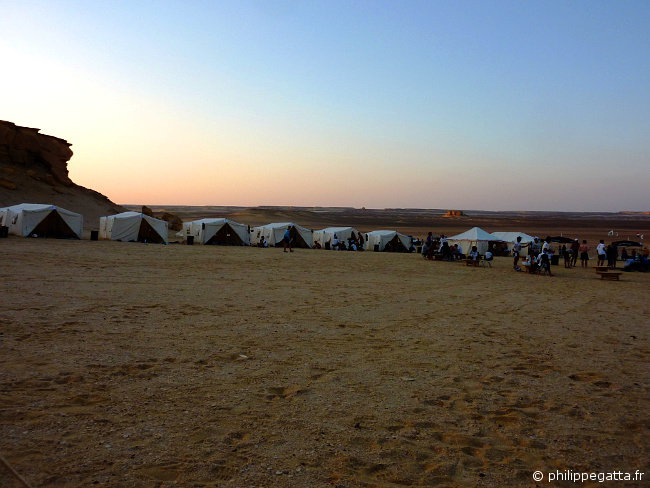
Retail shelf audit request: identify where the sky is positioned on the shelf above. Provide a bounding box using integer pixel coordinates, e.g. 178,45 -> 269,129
2,0 -> 649,211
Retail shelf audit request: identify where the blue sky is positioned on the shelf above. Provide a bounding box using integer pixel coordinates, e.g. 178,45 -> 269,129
2,1 -> 649,210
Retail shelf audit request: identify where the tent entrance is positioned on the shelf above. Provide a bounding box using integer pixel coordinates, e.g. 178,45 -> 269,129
383,235 -> 408,252
137,219 -> 165,243
31,210 -> 78,239
289,227 -> 310,248
205,223 -> 243,245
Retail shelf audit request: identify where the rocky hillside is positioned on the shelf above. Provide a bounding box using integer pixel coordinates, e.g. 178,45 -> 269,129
0,120 -> 124,230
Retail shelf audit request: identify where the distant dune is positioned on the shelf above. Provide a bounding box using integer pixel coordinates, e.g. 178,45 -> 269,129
124,205 -> 650,243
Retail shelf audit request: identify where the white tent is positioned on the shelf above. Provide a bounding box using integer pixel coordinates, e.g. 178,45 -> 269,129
250,222 -> 313,248
99,212 -> 168,243
491,231 -> 536,256
447,227 -> 502,255
313,226 -> 360,249
178,218 -> 249,245
364,230 -> 411,252
0,203 -> 82,238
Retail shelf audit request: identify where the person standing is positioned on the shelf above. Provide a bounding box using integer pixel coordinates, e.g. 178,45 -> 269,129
570,239 -> 580,267
283,225 -> 293,253
531,237 -> 541,257
513,236 -> 523,270
579,240 -> 590,268
562,244 -> 571,268
596,239 -> 607,266
607,244 -> 617,269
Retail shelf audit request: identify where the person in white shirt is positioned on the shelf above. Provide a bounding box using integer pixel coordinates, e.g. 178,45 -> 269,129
332,233 -> 339,250
469,246 -> 479,260
536,249 -> 553,276
596,240 -> 607,266
438,235 -> 448,252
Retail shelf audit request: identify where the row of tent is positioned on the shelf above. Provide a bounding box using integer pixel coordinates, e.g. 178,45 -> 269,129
0,204 -> 412,251
4,204 -> 640,253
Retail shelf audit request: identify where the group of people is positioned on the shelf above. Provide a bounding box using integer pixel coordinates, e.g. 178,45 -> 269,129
421,233 -> 493,262
511,236 -> 649,275
317,232 -> 364,251
512,236 -> 555,275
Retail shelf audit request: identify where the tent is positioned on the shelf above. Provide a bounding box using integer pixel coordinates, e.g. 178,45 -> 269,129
447,227 -> 502,255
611,240 -> 643,248
364,230 -> 411,252
491,231 -> 536,256
548,236 -> 575,244
250,222 -> 313,248
0,203 -> 82,238
99,212 -> 168,243
178,218 -> 250,245
313,226 -> 360,249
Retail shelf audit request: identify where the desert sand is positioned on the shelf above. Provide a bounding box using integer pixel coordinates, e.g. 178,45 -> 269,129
1,237 -> 649,487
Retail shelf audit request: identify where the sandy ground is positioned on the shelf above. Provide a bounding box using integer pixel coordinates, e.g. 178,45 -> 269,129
1,238 -> 649,487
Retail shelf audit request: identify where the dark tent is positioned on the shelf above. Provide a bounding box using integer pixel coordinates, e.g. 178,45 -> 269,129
32,209 -> 79,239
548,236 -> 575,243
611,240 -> 643,247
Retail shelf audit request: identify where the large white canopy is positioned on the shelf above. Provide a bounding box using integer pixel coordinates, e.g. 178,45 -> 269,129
0,203 -> 82,238
250,222 -> 313,248
491,231 -> 536,243
178,218 -> 249,245
99,212 -> 168,243
313,226 -> 360,248
447,226 -> 502,254
364,230 -> 411,252
490,231 -> 536,256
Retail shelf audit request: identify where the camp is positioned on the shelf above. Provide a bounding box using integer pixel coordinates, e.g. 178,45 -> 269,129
179,218 -> 250,245
447,227 -> 502,255
491,231 -> 536,256
364,230 -> 411,252
99,212 -> 168,243
313,226 -> 360,249
0,203 -> 83,238
250,222 -> 313,248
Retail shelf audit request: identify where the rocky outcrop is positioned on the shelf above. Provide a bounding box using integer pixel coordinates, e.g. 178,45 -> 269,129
0,120 -> 125,230
140,205 -> 182,230
160,212 -> 183,231
443,210 -> 465,217
0,121 -> 74,185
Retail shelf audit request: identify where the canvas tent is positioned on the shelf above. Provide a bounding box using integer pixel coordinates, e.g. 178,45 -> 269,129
0,203 -> 82,238
364,230 -> 411,252
611,240 -> 643,248
313,227 -> 360,249
178,218 -> 249,245
250,222 -> 313,248
491,232 -> 536,257
447,227 -> 502,255
549,236 -> 575,244
99,212 -> 168,243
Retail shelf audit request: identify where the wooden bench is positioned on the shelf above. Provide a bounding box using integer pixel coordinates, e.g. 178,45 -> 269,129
597,271 -> 622,281
593,266 -> 610,272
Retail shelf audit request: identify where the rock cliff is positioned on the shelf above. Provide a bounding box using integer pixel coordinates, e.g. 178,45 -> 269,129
0,120 -> 125,230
